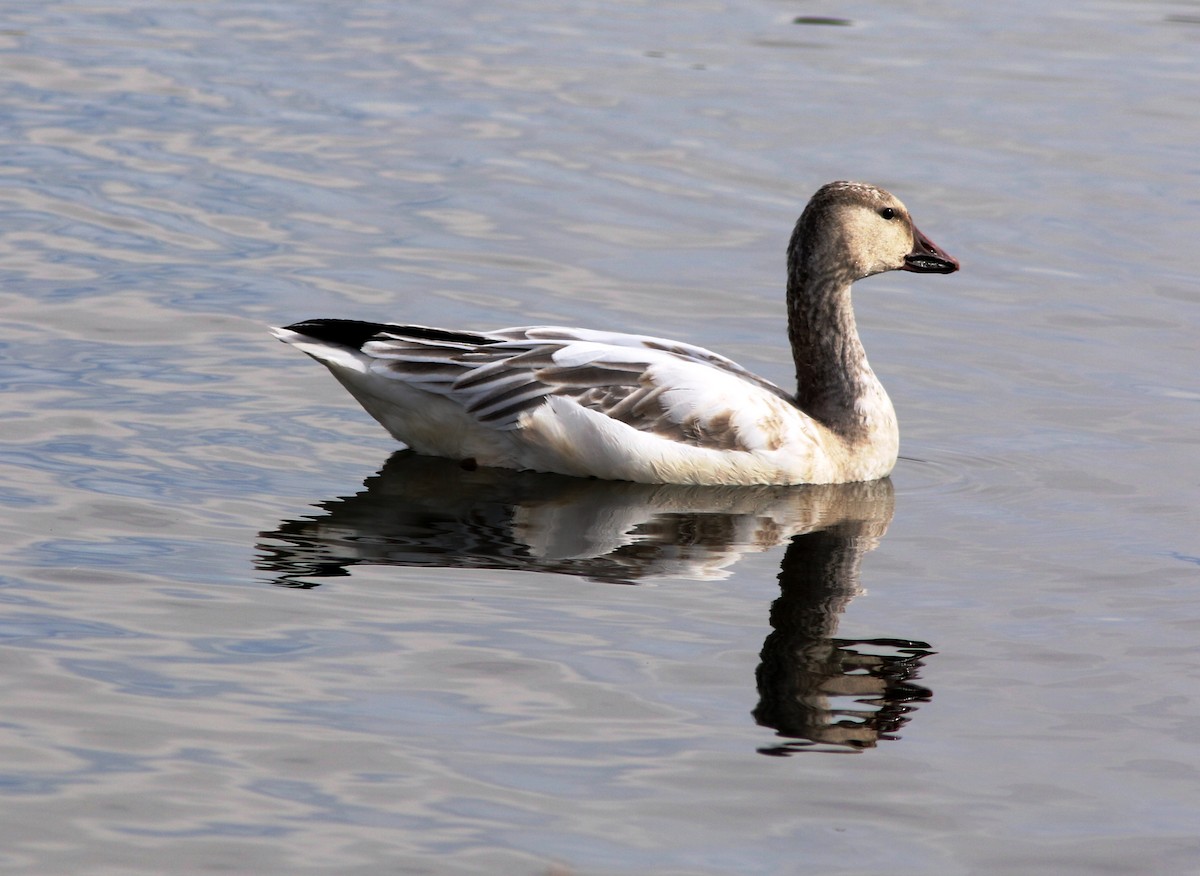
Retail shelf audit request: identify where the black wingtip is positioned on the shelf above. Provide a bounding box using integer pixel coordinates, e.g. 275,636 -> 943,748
282,319 -> 394,349
281,319 -> 502,349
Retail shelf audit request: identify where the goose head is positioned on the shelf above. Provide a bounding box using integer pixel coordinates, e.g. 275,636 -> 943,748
792,181 -> 959,282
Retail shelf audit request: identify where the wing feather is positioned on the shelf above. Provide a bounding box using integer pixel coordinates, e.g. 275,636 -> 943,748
338,324 -> 799,450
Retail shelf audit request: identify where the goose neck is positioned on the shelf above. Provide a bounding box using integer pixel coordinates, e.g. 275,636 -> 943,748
786,263 -> 878,436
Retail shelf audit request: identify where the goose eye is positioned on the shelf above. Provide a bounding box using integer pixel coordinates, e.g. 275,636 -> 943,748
879,207 -> 896,220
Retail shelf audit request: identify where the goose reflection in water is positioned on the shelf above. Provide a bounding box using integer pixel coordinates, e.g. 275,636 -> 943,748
257,452 -> 933,754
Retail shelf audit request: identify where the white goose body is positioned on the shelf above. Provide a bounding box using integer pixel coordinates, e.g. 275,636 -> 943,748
273,182 -> 958,486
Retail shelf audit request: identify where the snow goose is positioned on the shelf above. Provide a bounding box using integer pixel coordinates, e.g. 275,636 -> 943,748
272,181 -> 958,485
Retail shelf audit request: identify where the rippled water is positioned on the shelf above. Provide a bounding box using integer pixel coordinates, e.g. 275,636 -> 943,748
1,1 -> 1198,873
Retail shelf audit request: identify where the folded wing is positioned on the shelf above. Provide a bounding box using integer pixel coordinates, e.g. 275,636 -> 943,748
331,323 -> 802,453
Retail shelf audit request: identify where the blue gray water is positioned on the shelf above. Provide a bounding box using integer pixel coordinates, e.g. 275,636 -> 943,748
1,1 -> 1198,873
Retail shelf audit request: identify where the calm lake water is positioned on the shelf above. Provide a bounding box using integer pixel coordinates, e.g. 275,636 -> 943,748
1,1 -> 1198,873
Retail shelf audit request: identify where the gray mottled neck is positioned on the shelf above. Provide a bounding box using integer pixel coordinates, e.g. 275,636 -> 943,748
786,260 -> 875,438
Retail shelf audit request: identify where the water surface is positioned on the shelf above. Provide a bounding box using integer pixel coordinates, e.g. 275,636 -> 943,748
1,1 -> 1198,873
